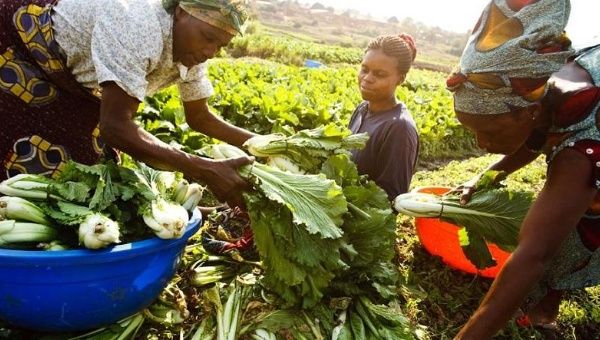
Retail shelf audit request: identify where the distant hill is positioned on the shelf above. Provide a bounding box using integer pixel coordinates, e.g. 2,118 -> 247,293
252,0 -> 470,72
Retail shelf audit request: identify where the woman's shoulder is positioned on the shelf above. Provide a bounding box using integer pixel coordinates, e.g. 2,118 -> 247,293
354,101 -> 369,113
575,44 -> 600,86
379,105 -> 418,138
390,103 -> 417,128
100,0 -> 166,55
349,101 -> 369,122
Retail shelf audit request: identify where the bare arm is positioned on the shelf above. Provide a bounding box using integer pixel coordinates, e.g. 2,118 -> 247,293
99,82 -> 252,206
459,145 -> 540,203
183,98 -> 256,148
485,144 -> 541,175
455,148 -> 597,339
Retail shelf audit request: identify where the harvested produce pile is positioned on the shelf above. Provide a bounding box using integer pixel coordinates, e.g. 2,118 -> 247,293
186,125 -> 423,338
0,126 -> 425,339
0,160 -> 203,250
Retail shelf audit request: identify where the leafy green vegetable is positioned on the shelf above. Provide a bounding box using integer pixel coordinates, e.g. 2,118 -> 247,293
394,188 -> 533,268
322,155 -> 399,300
250,162 -> 347,239
244,124 -> 368,173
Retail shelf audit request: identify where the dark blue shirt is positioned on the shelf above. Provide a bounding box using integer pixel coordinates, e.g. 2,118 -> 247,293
348,101 -> 419,200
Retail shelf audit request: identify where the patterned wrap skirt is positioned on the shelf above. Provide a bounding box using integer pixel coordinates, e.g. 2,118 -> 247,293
0,0 -> 105,181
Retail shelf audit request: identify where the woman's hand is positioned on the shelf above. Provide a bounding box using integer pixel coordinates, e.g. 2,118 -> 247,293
452,176 -> 480,205
191,156 -> 254,209
450,170 -> 508,204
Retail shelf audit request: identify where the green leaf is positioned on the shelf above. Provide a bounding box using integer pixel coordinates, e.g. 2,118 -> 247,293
53,181 -> 91,203
458,227 -> 497,269
251,163 -> 347,239
441,189 -> 532,251
475,170 -> 507,190
246,192 -> 344,307
349,310 -> 366,340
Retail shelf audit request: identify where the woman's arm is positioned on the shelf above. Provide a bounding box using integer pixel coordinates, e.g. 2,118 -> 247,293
99,82 -> 252,206
455,148 -> 597,339
459,144 -> 540,202
183,98 -> 256,148
486,144 -> 541,175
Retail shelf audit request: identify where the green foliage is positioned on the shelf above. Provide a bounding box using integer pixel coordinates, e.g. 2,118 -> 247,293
395,187 -> 533,269
207,59 -> 357,135
210,59 -> 477,160
323,155 -> 399,300
226,32 -> 363,66
137,58 -> 478,161
136,87 -> 215,153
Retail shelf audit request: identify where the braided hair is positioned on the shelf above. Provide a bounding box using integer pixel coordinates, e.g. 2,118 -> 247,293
366,33 -> 417,76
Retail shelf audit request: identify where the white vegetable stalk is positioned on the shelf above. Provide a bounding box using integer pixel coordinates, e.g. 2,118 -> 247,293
251,329 -> 277,340
78,213 -> 121,249
0,196 -> 50,225
267,156 -> 305,174
181,183 -> 203,212
143,198 -> 189,239
244,134 -> 283,157
0,174 -> 61,200
393,193 -> 444,217
156,171 -> 176,193
210,144 -> 253,178
0,220 -> 57,245
172,181 -> 204,212
173,181 -> 190,204
211,144 -> 248,159
394,192 -> 511,218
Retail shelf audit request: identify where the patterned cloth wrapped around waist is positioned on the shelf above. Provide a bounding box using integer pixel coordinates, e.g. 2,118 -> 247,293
0,0 -> 105,180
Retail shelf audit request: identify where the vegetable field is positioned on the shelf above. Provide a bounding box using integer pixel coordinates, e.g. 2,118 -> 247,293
140,59 -> 478,163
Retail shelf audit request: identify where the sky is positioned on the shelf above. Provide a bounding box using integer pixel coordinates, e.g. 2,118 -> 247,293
309,0 -> 599,48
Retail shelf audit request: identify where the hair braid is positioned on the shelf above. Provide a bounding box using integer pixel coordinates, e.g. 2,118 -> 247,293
366,33 -> 417,75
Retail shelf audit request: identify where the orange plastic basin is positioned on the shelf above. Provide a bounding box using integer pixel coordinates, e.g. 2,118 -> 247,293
413,186 -> 511,278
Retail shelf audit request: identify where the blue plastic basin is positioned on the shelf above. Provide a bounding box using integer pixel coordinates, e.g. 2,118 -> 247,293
0,210 -> 202,332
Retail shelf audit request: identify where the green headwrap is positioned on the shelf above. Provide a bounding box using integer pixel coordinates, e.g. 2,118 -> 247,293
162,0 -> 249,35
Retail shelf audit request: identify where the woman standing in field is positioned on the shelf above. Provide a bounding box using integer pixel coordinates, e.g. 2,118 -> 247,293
446,0 -> 600,338
348,33 -> 420,200
0,0 -> 255,207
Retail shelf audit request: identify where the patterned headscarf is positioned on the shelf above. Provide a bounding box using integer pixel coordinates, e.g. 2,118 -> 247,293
162,0 -> 249,35
447,0 -> 574,115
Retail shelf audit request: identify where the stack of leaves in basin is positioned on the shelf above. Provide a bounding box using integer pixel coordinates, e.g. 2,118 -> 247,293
0,160 -> 203,250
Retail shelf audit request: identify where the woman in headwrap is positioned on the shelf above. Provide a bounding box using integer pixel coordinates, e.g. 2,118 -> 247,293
349,33 -> 420,201
445,0 -> 600,338
0,0 -> 254,207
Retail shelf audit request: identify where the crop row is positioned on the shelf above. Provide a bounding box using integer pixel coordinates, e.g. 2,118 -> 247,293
138,59 -> 479,162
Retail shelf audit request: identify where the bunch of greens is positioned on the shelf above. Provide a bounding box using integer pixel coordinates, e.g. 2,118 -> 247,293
209,143 -> 349,308
0,160 -> 201,249
243,125 -> 399,301
207,128 -> 402,299
202,125 -> 421,337
394,170 -> 533,269
322,155 -> 399,300
244,124 -> 368,173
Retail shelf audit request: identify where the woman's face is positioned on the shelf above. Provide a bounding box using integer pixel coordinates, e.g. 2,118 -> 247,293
456,106 -> 539,154
358,49 -> 404,102
173,7 -> 234,67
